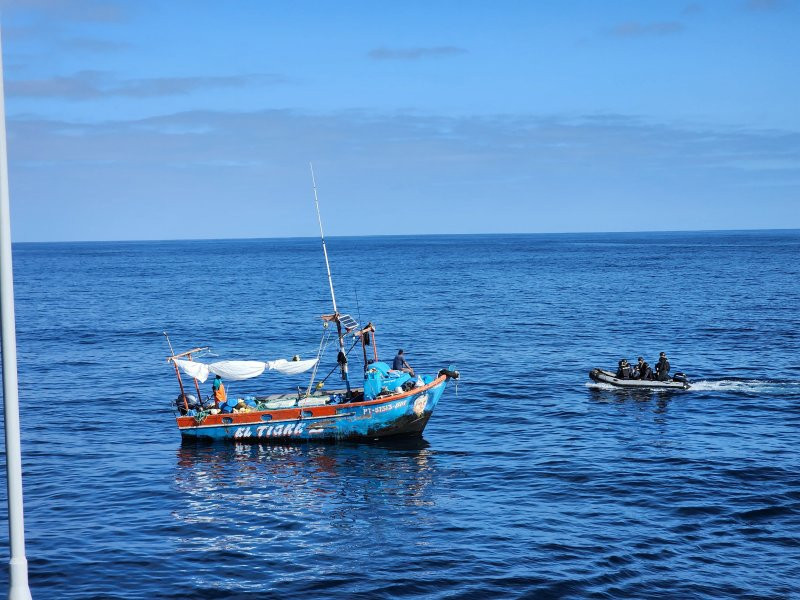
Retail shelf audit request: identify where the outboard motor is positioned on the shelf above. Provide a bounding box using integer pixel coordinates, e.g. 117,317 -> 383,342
672,372 -> 690,384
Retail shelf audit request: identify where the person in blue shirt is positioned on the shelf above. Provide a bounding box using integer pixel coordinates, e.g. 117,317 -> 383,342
392,349 -> 415,377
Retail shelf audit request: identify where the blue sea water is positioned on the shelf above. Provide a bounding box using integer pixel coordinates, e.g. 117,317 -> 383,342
1,230 -> 799,599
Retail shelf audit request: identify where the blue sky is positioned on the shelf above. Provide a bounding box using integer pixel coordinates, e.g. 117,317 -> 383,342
2,0 -> 799,241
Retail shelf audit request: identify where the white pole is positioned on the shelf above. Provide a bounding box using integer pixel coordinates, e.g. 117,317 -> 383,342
309,164 -> 350,392
309,163 -> 338,314
0,26 -> 34,600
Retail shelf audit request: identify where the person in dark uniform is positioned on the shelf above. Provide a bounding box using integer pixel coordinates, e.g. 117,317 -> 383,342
633,356 -> 645,379
655,352 -> 671,381
639,361 -> 654,381
616,359 -> 632,379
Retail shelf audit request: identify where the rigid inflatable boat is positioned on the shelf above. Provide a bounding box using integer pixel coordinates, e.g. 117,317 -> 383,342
589,369 -> 691,390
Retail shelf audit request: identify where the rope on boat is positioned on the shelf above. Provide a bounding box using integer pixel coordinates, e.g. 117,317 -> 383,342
318,338 -> 359,387
438,368 -> 460,399
306,327 -> 334,396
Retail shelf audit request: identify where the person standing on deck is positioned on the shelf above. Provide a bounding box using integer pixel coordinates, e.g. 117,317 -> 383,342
655,352 -> 671,381
393,349 -> 415,377
212,374 -> 227,405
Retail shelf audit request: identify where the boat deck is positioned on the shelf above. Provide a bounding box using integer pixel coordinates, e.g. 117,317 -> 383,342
251,388 -> 363,409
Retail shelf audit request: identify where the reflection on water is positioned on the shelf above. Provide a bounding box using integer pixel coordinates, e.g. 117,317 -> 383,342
172,440 -> 440,566
587,385 -> 677,410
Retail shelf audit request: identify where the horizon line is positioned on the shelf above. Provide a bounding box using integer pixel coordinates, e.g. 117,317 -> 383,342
12,226 -> 800,245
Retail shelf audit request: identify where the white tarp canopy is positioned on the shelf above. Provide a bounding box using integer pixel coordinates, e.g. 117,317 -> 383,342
174,358 -> 318,383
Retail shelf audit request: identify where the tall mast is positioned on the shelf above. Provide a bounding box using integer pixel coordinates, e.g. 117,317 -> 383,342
310,163 -> 338,314
310,163 -> 350,392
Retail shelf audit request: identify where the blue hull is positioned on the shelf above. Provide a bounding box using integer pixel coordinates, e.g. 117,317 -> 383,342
178,378 -> 448,442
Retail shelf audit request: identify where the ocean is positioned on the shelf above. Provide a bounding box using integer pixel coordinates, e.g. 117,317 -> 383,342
1,230 -> 799,599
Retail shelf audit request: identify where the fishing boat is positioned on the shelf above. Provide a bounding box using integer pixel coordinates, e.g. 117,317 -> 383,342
166,165 -> 459,442
589,368 -> 691,390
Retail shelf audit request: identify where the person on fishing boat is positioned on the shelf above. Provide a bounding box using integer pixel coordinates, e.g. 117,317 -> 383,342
393,349 -> 415,377
655,352 -> 671,381
212,374 -> 227,405
616,359 -> 632,379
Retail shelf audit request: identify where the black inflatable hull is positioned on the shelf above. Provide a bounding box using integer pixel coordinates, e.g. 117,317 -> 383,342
589,368 -> 690,390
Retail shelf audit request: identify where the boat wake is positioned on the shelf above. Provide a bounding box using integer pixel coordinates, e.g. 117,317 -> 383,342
585,381 -> 619,391
586,379 -> 800,394
689,379 -> 800,394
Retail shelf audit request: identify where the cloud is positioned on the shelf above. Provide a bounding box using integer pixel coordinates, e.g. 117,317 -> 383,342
13,110 -> 800,179
611,21 -> 684,37
745,0 -> 785,10
683,3 -> 704,15
7,109 -> 800,241
368,46 -> 467,60
61,37 -> 132,53
2,0 -> 129,23
6,71 -> 287,100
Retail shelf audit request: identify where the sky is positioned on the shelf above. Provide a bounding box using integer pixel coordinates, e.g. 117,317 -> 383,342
1,0 -> 799,241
